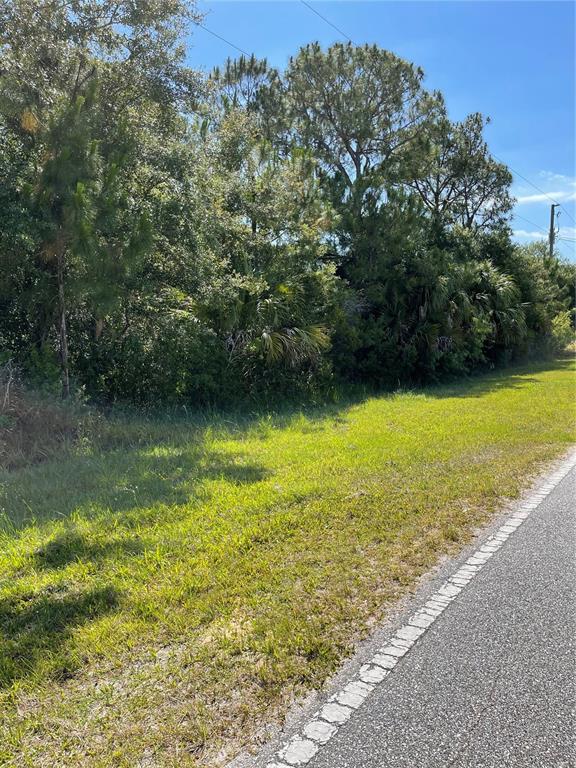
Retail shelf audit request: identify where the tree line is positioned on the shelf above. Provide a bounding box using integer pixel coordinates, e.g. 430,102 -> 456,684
1,0 -> 574,404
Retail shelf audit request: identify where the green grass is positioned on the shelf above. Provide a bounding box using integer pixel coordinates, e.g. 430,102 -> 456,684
0,359 -> 575,767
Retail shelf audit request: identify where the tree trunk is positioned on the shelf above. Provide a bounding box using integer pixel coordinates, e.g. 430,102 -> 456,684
95,317 -> 105,340
56,247 -> 70,399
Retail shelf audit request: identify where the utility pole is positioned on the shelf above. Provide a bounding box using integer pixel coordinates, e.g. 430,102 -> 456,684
549,203 -> 560,258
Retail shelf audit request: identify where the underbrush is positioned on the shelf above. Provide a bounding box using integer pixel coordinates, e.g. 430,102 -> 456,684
0,365 -> 86,470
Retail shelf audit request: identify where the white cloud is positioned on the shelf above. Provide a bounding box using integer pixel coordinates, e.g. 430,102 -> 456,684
513,229 -> 546,240
516,190 -> 576,205
513,171 -> 576,206
512,226 -> 576,243
538,171 -> 576,186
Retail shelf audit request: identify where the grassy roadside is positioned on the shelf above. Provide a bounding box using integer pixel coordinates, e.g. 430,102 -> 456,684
0,358 -> 575,767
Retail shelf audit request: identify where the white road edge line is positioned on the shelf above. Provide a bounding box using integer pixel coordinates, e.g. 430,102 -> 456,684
266,449 -> 576,768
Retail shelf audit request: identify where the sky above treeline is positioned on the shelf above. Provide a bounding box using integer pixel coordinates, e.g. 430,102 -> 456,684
187,1 -> 576,261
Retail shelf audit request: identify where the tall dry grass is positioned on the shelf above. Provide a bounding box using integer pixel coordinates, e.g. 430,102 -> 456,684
0,363 -> 81,470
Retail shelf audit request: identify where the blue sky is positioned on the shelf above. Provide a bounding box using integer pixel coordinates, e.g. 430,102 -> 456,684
188,1 -> 576,260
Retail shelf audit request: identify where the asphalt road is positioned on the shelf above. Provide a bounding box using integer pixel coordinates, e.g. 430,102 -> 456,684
309,466 -> 576,768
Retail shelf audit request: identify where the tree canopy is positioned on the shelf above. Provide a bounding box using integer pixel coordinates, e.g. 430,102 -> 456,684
0,8 -> 573,403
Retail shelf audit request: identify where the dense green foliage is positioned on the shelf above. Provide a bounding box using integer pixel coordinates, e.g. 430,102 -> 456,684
1,2 -> 574,403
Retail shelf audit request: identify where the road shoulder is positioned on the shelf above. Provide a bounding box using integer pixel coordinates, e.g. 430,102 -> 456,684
232,448 -> 576,768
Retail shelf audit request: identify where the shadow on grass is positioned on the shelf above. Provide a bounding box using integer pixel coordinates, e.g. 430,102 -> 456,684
0,355 -> 571,689
416,356 -> 574,400
0,444 -> 272,531
1,356 -> 571,533
0,584 -> 119,688
31,531 -> 145,570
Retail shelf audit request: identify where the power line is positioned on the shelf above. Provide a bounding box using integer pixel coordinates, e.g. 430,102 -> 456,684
492,152 -> 576,226
557,207 -> 574,226
555,203 -> 574,226
510,211 -> 576,256
300,0 -> 353,43
512,212 -> 548,234
193,15 -> 576,240
194,21 -> 251,57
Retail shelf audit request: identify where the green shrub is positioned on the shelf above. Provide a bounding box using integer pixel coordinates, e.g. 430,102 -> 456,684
551,310 -> 575,352
0,372 -> 83,469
